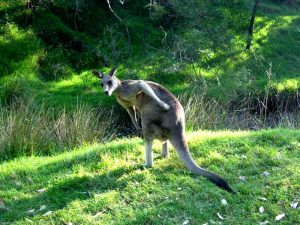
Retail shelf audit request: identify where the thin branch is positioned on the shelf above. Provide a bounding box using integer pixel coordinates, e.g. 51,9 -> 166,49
106,0 -> 122,22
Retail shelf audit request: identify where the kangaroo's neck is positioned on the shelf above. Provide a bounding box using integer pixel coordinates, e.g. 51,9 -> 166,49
114,80 -> 134,97
113,78 -> 122,95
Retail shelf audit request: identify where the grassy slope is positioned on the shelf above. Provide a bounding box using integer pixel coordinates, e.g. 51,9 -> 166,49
44,1 -> 300,106
0,1 -> 299,108
1,129 -> 299,224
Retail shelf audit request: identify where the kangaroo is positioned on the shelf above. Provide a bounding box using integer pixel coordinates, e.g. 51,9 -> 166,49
92,66 -> 234,193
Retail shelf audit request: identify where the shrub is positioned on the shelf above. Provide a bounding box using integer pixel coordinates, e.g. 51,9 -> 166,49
0,97 -> 115,160
0,76 -> 32,105
38,48 -> 73,81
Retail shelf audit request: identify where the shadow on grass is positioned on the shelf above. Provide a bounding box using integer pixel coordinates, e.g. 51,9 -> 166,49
0,29 -> 40,77
0,141 -> 144,223
1,129 -> 299,223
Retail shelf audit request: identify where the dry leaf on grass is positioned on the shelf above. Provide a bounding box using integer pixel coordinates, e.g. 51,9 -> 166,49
27,209 -> 35,214
290,201 -> 298,209
258,197 -> 267,201
92,210 -> 106,218
259,206 -> 265,213
239,176 -> 246,181
262,171 -> 270,176
217,212 -> 224,220
182,219 -> 189,225
259,221 -> 270,225
221,199 -> 228,205
39,205 -> 47,211
275,213 -> 285,221
43,211 -> 53,216
36,188 -> 46,193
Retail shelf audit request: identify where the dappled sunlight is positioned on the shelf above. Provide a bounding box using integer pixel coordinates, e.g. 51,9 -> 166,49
272,78 -> 299,92
0,0 -> 300,223
0,23 -> 41,77
49,75 -> 85,91
0,23 -> 33,42
187,130 -> 250,143
1,129 -> 299,224
0,0 -> 24,11
254,15 -> 297,48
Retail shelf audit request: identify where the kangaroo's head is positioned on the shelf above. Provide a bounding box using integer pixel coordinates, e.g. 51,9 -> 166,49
92,66 -> 120,96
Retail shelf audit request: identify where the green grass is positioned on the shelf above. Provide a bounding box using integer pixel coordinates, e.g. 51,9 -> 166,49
1,129 -> 299,224
0,2 -> 299,223
1,1 -> 299,109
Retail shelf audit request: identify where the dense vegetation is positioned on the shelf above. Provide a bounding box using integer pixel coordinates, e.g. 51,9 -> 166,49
1,0 -> 299,104
0,0 -> 299,159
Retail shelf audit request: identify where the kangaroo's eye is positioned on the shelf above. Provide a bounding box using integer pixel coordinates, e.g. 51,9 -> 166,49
107,81 -> 112,86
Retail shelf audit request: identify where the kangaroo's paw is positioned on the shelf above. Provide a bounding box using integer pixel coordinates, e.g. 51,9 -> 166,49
139,163 -> 153,169
160,102 -> 170,111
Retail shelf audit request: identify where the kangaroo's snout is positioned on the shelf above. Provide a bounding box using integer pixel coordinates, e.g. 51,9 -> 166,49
104,91 -> 109,96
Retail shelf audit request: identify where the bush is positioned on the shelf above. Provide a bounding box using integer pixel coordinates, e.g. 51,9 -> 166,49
0,98 -> 115,160
38,48 -> 73,81
180,88 -> 300,130
0,76 -> 32,105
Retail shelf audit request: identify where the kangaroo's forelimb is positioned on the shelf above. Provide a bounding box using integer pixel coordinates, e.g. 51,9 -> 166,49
137,81 -> 170,110
126,107 -> 141,131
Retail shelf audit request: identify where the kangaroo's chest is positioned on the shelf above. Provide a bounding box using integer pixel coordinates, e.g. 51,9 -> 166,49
116,92 -> 145,110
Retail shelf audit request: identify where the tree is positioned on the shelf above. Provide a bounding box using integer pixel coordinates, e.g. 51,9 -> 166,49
246,0 -> 260,50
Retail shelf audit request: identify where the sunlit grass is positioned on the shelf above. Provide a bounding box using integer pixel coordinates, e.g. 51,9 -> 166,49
1,1 -> 299,110
273,78 -> 300,92
0,129 -> 299,224
0,0 -> 25,10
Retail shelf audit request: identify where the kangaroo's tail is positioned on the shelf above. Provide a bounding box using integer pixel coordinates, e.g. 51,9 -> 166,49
170,135 -> 235,193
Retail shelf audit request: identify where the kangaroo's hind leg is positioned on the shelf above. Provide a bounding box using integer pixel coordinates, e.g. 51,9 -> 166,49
144,139 -> 153,167
161,141 -> 169,158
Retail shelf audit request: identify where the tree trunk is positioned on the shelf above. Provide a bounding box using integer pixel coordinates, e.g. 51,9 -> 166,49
246,0 -> 260,50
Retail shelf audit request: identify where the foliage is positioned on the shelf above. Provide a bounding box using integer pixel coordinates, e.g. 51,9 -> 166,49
0,0 -> 299,160
0,0 -> 299,106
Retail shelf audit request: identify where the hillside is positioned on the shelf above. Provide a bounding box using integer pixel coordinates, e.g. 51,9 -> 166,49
0,0 -> 299,161
0,0 -> 299,108
0,1 -> 299,224
0,129 -> 299,224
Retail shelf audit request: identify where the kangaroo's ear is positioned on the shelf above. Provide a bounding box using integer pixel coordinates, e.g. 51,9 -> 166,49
92,70 -> 103,78
109,65 -> 118,77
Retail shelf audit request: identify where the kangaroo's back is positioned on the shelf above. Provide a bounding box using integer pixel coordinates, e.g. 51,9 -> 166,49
137,81 -> 185,133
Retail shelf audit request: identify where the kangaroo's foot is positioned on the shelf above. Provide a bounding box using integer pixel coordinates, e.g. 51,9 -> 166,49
140,163 -> 153,168
159,102 -> 170,111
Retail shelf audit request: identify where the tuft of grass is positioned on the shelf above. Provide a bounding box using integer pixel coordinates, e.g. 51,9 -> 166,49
0,97 -> 116,160
180,90 -> 300,131
0,129 -> 299,224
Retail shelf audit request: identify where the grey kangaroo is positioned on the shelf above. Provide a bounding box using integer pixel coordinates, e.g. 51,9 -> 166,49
92,66 -> 234,193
